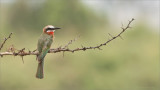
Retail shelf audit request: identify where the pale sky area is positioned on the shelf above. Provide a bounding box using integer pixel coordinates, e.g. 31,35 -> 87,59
0,0 -> 159,32
82,0 -> 159,32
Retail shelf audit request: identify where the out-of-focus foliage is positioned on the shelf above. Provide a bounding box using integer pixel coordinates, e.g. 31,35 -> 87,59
7,0 -> 106,34
0,0 -> 159,90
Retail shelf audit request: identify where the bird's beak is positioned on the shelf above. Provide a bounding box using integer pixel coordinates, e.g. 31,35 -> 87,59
52,27 -> 61,30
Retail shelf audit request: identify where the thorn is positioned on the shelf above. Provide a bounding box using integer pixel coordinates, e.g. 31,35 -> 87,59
33,49 -> 37,52
128,26 -> 132,29
107,36 -> 110,40
81,45 -> 84,48
36,55 -> 38,61
63,51 -> 64,57
27,48 -> 31,54
121,27 -> 124,30
121,22 -> 124,28
21,56 -> 24,64
98,47 -> 102,50
108,33 -> 113,38
0,55 -> 3,57
59,46 -> 62,49
119,35 -> 124,40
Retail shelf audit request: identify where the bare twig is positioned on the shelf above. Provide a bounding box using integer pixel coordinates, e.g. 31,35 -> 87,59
0,18 -> 135,57
62,35 -> 80,49
0,33 -> 12,51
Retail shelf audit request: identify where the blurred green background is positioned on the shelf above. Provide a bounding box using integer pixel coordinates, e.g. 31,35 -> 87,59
0,0 -> 159,90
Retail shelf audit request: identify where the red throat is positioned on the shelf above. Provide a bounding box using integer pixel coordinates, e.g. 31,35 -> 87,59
47,31 -> 54,36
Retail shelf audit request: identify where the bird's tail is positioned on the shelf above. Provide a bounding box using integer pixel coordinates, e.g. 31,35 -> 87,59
36,61 -> 44,79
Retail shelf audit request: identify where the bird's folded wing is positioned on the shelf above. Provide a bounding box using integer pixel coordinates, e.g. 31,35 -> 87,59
37,42 -> 50,62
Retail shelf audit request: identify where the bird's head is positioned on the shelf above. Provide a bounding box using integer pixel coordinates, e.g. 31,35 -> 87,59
43,25 -> 60,35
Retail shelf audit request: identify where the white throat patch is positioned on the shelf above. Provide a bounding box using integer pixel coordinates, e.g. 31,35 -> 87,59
47,30 -> 55,32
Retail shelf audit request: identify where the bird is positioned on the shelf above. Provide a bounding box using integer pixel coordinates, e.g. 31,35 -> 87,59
36,25 -> 60,79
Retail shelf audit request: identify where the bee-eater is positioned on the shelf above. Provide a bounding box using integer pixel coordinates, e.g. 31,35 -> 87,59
36,25 -> 60,79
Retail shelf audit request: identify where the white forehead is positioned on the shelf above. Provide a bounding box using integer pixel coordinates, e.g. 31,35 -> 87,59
48,25 -> 54,28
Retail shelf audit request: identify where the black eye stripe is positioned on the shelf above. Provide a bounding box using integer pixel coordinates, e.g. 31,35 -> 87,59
45,27 -> 60,31
46,28 -> 53,31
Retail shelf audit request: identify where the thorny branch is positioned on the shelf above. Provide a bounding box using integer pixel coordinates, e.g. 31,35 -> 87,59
0,33 -> 12,51
0,18 -> 135,57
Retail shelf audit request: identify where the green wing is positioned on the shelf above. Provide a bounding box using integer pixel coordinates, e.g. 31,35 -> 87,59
38,46 -> 50,61
37,36 -> 53,62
